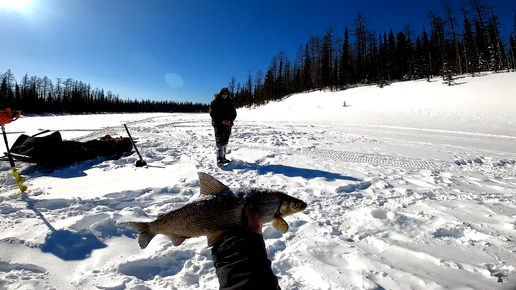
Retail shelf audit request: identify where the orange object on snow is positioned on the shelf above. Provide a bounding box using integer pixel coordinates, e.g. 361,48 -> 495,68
0,109 -> 21,125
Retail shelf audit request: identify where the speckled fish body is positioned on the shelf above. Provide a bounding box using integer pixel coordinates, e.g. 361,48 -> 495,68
127,172 -> 307,249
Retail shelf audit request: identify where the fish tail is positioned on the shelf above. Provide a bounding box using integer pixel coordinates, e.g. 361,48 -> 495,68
127,222 -> 155,249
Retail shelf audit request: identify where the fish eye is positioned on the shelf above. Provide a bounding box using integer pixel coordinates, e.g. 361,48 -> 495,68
295,203 -> 301,208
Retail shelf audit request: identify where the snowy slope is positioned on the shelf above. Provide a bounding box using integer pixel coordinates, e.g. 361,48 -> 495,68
241,72 -> 516,137
0,72 -> 515,290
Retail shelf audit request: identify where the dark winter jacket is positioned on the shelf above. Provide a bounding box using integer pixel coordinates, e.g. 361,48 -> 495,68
210,94 -> 237,127
211,228 -> 281,290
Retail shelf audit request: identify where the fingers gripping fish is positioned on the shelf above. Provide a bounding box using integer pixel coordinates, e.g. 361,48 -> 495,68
127,172 -> 308,249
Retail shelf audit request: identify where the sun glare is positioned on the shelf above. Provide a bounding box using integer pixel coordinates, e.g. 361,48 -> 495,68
0,0 -> 32,11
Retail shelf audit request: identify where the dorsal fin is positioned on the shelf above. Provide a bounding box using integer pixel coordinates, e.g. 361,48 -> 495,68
198,172 -> 229,195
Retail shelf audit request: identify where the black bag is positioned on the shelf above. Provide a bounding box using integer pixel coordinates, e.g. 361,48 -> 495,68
9,131 -> 133,168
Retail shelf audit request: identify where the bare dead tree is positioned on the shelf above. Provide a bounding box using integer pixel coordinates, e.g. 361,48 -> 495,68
429,11 -> 448,79
443,1 -> 463,74
469,0 -> 491,65
352,13 -> 371,83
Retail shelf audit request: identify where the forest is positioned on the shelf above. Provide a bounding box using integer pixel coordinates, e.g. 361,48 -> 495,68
229,0 -> 516,108
0,0 -> 514,113
0,72 -> 209,114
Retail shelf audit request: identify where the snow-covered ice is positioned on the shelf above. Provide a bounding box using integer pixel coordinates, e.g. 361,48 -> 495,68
1,72 -> 515,289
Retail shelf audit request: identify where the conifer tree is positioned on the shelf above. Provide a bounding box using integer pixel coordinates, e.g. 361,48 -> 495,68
463,13 -> 479,75
293,45 -> 305,92
487,5 -> 506,72
429,11 -> 449,79
339,28 -> 351,89
255,69 -> 263,98
414,36 -> 424,79
366,30 -> 380,83
332,53 -> 339,91
228,76 -> 237,96
308,36 -> 322,89
395,32 -> 407,79
353,13 -> 370,83
512,13 -> 516,70
421,27 -> 432,81
303,44 -> 313,91
487,20 -> 504,71
469,0 -> 491,69
474,20 -> 489,71
245,71 -> 253,108
321,28 -> 334,89
387,29 -> 396,81
510,35 -> 516,70
0,78 -> 8,108
403,24 -> 416,79
378,33 -> 387,83
262,69 -> 274,104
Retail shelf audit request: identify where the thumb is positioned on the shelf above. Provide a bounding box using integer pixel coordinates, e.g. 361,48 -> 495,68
245,204 -> 262,234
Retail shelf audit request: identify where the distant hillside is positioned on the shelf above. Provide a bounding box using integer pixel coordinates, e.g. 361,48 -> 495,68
238,72 -> 516,137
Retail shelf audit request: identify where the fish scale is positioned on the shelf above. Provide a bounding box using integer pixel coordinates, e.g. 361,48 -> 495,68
154,195 -> 244,237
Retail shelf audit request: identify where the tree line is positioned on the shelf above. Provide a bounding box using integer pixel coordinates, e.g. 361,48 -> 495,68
0,71 -> 209,114
230,0 -> 516,108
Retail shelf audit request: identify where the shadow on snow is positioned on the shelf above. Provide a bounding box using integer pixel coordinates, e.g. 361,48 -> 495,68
19,152 -> 134,179
221,160 -> 361,182
22,196 -> 107,261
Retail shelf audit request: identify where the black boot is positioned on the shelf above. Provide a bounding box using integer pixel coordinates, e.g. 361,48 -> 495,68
222,145 -> 230,164
217,157 -> 225,166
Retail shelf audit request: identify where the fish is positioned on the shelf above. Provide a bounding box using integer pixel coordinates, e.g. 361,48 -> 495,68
126,172 -> 307,249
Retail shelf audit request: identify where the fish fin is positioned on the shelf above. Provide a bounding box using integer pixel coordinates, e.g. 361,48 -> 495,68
169,235 -> 187,246
207,230 -> 227,247
138,232 -> 156,249
272,216 -> 289,233
127,222 -> 155,249
198,172 -> 229,195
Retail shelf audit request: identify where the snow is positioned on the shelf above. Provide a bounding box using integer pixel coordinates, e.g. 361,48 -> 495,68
1,72 -> 516,289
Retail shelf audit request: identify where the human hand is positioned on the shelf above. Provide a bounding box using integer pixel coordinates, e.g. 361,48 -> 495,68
245,204 -> 262,235
222,120 -> 231,126
211,205 -> 280,290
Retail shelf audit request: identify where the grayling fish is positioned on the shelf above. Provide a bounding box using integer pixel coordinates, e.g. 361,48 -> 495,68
127,172 -> 307,249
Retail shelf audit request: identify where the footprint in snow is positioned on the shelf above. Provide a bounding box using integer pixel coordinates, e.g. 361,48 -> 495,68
117,250 -> 196,280
335,181 -> 371,194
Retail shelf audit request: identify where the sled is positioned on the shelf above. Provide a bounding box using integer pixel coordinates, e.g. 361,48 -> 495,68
2,130 -> 133,168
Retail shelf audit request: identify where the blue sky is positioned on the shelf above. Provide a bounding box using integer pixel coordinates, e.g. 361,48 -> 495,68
1,0 -> 514,104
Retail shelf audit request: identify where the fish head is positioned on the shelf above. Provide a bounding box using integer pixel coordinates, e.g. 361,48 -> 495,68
278,194 -> 307,217
240,189 -> 307,220
241,189 -> 307,234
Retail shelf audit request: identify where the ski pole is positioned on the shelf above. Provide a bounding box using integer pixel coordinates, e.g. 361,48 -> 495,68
1,124 -> 27,194
123,124 -> 147,167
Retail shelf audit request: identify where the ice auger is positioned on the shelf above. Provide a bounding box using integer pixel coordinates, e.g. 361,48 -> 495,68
1,108 -> 27,194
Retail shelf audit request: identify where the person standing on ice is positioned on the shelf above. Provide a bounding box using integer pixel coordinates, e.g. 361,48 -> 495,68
209,87 -> 237,166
